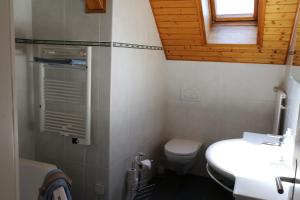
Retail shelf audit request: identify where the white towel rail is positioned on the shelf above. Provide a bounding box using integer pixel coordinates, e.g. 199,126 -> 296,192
38,45 -> 91,145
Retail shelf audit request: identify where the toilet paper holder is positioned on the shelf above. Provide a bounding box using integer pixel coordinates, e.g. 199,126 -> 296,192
127,152 -> 155,200
134,152 -> 153,170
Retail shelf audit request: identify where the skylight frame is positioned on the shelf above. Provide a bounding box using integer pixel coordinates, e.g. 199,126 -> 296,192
210,0 -> 259,22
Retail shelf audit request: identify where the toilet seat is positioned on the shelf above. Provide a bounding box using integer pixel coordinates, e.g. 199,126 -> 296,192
164,139 -> 202,157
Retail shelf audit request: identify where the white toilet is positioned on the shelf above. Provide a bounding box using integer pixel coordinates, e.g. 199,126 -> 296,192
164,139 -> 202,174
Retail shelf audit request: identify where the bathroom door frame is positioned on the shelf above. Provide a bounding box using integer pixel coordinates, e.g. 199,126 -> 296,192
0,0 -> 19,199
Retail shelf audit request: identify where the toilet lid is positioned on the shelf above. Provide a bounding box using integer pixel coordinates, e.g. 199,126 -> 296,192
165,139 -> 202,156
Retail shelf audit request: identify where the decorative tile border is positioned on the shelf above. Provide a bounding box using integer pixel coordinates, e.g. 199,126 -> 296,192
15,38 -> 34,44
113,42 -> 163,51
15,38 -> 163,51
15,38 -> 111,47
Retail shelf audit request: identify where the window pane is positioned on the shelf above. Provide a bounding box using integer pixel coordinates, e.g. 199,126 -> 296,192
215,0 -> 255,16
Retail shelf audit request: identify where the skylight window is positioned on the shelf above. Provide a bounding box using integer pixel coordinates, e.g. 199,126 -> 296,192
202,0 -> 263,44
211,0 -> 258,22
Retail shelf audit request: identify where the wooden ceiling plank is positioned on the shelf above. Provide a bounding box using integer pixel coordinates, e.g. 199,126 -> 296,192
149,0 -> 299,65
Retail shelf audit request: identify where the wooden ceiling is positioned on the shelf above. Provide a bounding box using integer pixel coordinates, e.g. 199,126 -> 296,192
150,0 -> 300,65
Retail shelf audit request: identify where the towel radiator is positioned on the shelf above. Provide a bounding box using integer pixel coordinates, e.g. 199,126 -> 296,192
37,45 -> 92,145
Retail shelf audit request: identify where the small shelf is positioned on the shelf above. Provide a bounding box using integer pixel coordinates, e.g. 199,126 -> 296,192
85,0 -> 106,13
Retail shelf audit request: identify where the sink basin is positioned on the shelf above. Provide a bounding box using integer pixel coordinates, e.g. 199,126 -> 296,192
205,137 -> 295,199
206,138 -> 289,181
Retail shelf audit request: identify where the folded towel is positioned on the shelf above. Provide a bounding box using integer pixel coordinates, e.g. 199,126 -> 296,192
38,169 -> 72,200
53,187 -> 68,200
34,57 -> 87,66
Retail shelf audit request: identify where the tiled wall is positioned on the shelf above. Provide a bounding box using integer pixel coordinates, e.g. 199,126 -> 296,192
14,0 -> 296,200
291,67 -> 300,83
283,76 -> 300,133
109,48 -> 166,200
13,0 -> 113,199
165,61 -> 286,176
31,1 -> 112,200
14,0 -> 32,39
111,0 -> 162,45
0,1 -> 19,197
290,68 -> 300,160
32,0 -> 111,42
283,75 -> 300,175
14,0 -> 36,159
35,47 -> 111,200
109,0 -> 166,200
15,47 -> 36,160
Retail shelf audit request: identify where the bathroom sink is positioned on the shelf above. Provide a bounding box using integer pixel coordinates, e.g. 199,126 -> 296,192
205,136 -> 295,200
206,138 -> 290,180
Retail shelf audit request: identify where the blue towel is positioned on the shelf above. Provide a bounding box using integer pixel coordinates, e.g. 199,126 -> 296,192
38,169 -> 72,200
34,57 -> 87,66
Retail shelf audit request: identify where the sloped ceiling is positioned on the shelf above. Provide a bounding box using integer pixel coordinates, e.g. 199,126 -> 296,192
150,0 -> 300,65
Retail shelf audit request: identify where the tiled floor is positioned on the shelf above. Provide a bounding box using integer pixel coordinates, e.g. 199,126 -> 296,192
149,172 -> 234,200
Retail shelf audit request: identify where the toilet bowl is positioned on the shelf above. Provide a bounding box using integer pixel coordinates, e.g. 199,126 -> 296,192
164,139 -> 202,174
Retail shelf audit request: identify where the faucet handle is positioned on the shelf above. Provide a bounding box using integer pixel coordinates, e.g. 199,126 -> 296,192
275,177 -> 284,194
275,176 -> 300,194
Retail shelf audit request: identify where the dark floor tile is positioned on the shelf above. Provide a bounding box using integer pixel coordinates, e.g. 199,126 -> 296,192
149,172 -> 234,200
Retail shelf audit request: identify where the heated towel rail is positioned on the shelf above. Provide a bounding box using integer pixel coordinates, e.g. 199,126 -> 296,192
37,45 -> 92,145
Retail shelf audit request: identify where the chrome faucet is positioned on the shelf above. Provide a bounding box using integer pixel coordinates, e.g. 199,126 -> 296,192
261,134 -> 284,146
275,176 -> 300,194
275,160 -> 299,194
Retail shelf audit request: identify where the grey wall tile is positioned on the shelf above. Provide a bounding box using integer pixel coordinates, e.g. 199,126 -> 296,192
109,48 -> 166,200
14,0 -> 32,38
283,77 -> 300,133
15,47 -> 36,160
16,1 -> 113,200
65,0 -> 101,41
34,45 -> 111,200
61,161 -> 85,200
32,0 -> 65,40
84,165 -> 108,200
165,61 -> 286,176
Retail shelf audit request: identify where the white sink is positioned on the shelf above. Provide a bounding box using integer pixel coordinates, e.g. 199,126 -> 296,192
206,138 -> 287,180
205,136 -> 295,200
